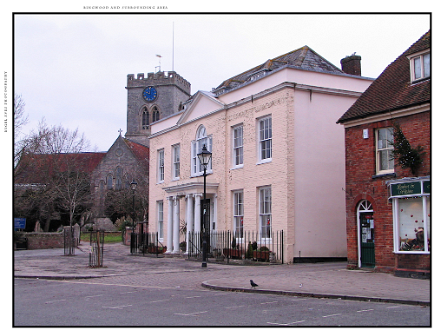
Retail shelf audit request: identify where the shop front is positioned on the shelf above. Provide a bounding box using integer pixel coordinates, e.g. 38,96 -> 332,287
388,177 -> 430,278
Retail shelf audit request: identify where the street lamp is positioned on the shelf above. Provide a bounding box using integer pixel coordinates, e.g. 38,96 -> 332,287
197,144 -> 212,268
130,180 -> 138,234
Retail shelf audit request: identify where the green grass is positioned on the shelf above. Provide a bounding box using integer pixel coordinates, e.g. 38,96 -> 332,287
80,232 -> 123,243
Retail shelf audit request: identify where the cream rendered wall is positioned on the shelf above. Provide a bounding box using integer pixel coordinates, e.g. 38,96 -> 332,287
293,90 -> 358,258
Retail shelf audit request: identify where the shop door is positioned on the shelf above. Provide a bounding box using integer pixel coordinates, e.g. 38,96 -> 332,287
360,212 -> 375,267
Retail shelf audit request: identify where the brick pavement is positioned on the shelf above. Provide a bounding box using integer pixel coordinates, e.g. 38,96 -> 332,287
14,243 -> 430,306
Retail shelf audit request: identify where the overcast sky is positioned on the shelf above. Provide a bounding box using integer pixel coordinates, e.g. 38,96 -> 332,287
8,7 -> 432,152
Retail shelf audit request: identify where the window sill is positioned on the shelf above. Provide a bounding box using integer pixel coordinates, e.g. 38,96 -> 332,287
231,165 -> 244,170
372,172 -> 396,180
393,251 -> 430,255
256,159 -> 272,166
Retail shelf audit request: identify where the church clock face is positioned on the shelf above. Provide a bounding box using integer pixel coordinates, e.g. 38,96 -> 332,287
143,86 -> 157,102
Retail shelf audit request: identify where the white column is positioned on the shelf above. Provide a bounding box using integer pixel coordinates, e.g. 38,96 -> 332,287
186,194 -> 193,253
194,194 -> 202,234
194,193 -> 202,254
173,197 -> 180,253
166,196 -> 173,253
213,194 -> 218,232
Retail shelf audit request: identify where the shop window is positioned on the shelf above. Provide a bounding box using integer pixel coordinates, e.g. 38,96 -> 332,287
376,127 -> 394,174
394,196 -> 430,253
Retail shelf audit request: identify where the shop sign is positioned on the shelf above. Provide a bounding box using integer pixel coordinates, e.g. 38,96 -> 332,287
423,180 -> 430,194
390,181 -> 421,197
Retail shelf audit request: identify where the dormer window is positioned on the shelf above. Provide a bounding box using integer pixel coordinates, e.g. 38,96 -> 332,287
409,51 -> 430,82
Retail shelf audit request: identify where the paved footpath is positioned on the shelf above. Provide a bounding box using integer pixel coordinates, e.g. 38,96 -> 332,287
14,243 -> 430,306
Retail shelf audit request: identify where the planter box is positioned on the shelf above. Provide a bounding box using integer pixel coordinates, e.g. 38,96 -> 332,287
223,248 -> 243,259
147,246 -> 167,254
253,250 -> 270,262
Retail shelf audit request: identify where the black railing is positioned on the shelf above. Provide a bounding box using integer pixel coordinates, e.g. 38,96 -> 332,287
130,232 -> 165,256
188,230 -> 284,264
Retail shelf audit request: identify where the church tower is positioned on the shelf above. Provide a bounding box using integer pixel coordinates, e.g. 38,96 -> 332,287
125,71 -> 191,146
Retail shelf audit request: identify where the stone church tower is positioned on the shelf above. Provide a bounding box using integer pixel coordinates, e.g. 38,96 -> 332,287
125,71 -> 191,146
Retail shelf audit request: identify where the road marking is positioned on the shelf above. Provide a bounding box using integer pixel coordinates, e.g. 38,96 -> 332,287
224,305 -> 245,309
103,304 -> 133,310
174,311 -> 208,316
260,301 -> 278,305
45,299 -> 66,304
148,298 -> 171,303
267,320 -> 305,326
185,296 -> 201,299
322,313 -> 341,318
357,309 -> 374,313
85,294 -> 104,300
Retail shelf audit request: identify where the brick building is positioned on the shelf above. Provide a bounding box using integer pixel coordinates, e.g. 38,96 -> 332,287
148,46 -> 373,263
337,31 -> 430,277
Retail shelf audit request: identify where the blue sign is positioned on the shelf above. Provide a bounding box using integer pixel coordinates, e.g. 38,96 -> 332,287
14,218 -> 26,230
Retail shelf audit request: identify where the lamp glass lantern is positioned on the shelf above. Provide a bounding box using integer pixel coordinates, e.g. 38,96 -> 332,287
197,145 -> 212,169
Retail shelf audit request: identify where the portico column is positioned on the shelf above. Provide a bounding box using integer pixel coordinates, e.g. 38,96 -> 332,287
186,194 -> 193,253
194,193 -> 202,253
173,197 -> 180,253
166,196 -> 173,253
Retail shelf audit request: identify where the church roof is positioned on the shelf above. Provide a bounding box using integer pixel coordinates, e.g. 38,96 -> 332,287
213,46 -> 345,96
123,138 -> 149,166
15,152 -> 106,185
337,30 -> 431,124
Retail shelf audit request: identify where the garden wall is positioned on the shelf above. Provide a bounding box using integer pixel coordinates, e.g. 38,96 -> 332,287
23,232 -> 64,249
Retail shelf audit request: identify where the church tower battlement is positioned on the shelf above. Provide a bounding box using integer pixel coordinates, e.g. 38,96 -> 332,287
125,71 -> 191,147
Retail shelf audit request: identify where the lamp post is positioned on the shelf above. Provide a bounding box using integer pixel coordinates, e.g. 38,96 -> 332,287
197,145 -> 212,268
130,180 -> 138,234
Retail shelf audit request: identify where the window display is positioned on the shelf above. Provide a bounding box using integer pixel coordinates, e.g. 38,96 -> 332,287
396,197 -> 430,252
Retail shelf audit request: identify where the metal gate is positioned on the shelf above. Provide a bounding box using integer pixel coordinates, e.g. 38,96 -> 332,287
89,230 -> 104,267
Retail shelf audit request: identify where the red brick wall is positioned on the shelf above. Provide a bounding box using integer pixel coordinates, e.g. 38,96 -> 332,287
24,232 -> 64,249
344,111 -> 430,272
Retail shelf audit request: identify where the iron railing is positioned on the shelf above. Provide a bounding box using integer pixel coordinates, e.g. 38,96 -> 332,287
130,232 -> 165,256
188,230 -> 284,264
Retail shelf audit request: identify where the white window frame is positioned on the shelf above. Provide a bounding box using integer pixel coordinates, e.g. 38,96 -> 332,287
257,116 -> 272,164
157,149 -> 164,183
233,190 -> 244,242
259,186 -> 272,242
172,144 -> 180,180
392,196 -> 430,254
157,200 -> 164,241
191,125 -> 212,177
232,124 -> 244,168
408,51 -> 430,83
375,127 -> 394,175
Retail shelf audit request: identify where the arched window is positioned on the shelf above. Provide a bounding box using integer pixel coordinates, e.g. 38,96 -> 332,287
191,125 -> 212,175
115,167 -> 123,190
152,107 -> 160,122
107,174 -> 113,189
142,107 -> 149,128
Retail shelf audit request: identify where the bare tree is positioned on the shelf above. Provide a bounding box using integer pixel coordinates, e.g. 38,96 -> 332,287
14,120 -> 93,232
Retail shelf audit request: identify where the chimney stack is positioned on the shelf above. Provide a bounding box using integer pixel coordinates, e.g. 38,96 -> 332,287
341,54 -> 361,76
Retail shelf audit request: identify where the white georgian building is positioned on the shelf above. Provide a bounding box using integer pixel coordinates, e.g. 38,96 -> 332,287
148,46 -> 373,263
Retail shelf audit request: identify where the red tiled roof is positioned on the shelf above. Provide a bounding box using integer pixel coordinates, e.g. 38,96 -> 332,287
123,138 -> 149,167
15,152 -> 106,184
337,30 -> 431,124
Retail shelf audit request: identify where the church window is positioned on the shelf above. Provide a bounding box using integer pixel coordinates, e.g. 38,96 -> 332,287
107,174 -> 113,189
115,167 -> 123,190
152,107 -> 160,122
142,108 -> 149,128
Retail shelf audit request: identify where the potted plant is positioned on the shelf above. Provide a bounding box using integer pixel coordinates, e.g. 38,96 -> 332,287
179,241 -> 186,252
253,245 -> 270,261
223,236 -> 243,259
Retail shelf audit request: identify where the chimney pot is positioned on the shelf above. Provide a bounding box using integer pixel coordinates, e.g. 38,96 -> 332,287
341,55 -> 362,76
